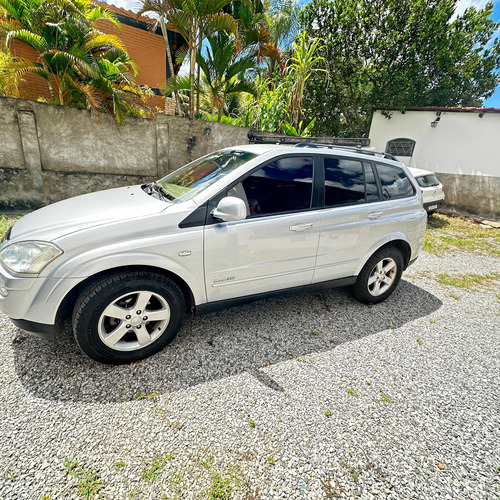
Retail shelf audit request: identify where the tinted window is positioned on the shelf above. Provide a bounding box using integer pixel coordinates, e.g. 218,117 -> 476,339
376,164 -> 415,199
416,174 -> 439,187
324,158 -> 364,206
242,156 -> 313,215
364,163 -> 380,202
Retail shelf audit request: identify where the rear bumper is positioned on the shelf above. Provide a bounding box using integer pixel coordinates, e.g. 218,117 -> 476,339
423,199 -> 443,212
10,318 -> 57,340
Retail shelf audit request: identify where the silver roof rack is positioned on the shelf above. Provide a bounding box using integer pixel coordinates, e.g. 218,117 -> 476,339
247,131 -> 396,161
292,142 -> 398,161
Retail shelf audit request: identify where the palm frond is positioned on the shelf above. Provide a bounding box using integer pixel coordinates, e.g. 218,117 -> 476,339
6,28 -> 46,52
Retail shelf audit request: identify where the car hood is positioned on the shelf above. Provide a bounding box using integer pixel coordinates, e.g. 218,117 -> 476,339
10,185 -> 168,242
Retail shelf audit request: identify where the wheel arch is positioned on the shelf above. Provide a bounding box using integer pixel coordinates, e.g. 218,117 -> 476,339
56,265 -> 196,325
354,236 -> 412,276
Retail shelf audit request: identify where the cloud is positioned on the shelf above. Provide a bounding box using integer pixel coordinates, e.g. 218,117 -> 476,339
100,0 -> 141,12
454,0 -> 496,16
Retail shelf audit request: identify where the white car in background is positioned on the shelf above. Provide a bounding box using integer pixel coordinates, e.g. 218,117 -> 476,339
409,167 -> 445,215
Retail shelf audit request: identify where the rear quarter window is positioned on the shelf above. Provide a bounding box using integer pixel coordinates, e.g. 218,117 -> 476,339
376,163 -> 415,200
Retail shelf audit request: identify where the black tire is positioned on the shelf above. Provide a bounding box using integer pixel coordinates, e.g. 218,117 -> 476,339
353,246 -> 404,304
73,271 -> 185,364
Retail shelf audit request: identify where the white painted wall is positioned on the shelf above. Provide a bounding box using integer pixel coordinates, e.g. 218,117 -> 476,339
369,110 -> 500,178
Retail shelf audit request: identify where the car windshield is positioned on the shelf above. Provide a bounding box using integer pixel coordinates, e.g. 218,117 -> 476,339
416,174 -> 439,187
157,150 -> 257,202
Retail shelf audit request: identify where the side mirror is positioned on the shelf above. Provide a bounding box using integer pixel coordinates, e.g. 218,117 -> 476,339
212,196 -> 247,222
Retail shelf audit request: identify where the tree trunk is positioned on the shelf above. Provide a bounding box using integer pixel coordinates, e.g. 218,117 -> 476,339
189,38 -> 196,119
160,17 -> 182,116
196,62 -> 200,116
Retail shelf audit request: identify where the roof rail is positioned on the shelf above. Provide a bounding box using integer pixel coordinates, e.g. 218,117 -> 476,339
293,142 -> 398,161
247,131 -> 370,147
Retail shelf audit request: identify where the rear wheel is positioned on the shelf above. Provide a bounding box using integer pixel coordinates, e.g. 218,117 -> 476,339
353,247 -> 404,304
73,271 -> 184,364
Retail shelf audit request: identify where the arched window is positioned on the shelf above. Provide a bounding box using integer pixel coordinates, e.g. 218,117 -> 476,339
385,138 -> 416,157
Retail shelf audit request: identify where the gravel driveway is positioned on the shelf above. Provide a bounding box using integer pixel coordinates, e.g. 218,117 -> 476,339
0,246 -> 498,499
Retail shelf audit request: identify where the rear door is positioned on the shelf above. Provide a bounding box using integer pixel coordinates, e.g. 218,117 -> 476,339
314,156 -> 385,281
313,156 -> 418,282
204,155 -> 321,302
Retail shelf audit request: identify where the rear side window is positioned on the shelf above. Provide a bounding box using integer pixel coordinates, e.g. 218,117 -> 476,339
242,156 -> 313,215
416,174 -> 439,187
376,164 -> 415,200
324,157 -> 365,206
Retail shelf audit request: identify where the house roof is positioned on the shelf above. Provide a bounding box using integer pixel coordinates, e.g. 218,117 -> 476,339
376,106 -> 500,114
407,106 -> 500,113
92,0 -> 179,33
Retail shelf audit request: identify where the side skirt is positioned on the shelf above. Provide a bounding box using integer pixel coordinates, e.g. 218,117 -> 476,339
195,276 -> 357,315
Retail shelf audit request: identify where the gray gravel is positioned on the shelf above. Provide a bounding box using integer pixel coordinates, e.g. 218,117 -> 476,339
0,249 -> 499,499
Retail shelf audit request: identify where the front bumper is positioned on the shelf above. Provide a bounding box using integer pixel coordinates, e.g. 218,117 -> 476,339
0,263 -> 80,330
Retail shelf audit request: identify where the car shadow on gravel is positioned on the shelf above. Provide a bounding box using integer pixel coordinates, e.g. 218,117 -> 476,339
11,280 -> 442,403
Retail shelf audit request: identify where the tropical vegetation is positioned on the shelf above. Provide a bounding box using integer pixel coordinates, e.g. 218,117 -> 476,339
1,0 -> 499,135
0,0 -> 150,123
300,0 -> 500,136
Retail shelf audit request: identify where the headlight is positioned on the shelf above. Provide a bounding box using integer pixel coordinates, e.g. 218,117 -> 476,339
0,241 -> 63,274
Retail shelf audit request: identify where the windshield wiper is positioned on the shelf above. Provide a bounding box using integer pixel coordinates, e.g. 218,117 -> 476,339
146,181 -> 175,202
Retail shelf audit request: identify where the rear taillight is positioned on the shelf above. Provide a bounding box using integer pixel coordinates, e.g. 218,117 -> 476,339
442,185 -> 445,191
420,189 -> 424,194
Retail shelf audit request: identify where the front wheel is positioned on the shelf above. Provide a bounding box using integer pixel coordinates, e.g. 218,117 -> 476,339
353,247 -> 404,304
73,271 -> 185,364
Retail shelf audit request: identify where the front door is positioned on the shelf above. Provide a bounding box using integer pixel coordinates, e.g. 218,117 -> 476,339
204,155 -> 320,302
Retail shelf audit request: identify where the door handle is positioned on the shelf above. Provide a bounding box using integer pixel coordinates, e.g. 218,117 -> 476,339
367,211 -> 383,219
289,222 -> 314,232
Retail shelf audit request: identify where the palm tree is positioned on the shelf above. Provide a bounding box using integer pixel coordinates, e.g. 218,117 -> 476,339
154,0 -> 238,119
0,0 -> 148,124
264,0 -> 301,78
287,31 -> 325,127
139,0 -> 182,115
197,32 -> 256,122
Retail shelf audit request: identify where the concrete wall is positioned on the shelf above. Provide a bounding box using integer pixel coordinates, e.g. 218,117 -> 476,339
0,97 -> 251,209
369,109 -> 500,218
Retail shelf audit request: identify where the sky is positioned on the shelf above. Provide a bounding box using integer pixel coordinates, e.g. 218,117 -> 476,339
102,0 -> 500,108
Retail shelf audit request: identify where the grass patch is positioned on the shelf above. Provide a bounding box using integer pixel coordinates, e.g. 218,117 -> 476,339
113,461 -> 126,471
197,452 -> 242,500
436,272 -> 500,291
0,215 -> 20,239
379,389 -> 394,404
206,472 -> 233,499
423,214 -> 500,257
140,453 -> 174,482
346,388 -> 358,397
63,458 -> 105,499
134,391 -> 158,400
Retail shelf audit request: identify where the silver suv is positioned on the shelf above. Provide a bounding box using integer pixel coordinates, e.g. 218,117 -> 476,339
0,143 -> 427,363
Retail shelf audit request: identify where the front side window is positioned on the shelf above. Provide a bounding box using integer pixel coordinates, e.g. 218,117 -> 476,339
241,156 -> 313,215
376,164 -> 415,199
158,149 -> 257,202
324,157 -> 365,206
386,138 -> 416,157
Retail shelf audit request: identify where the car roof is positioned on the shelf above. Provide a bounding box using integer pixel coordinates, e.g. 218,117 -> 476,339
228,144 -> 405,166
408,167 -> 438,177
